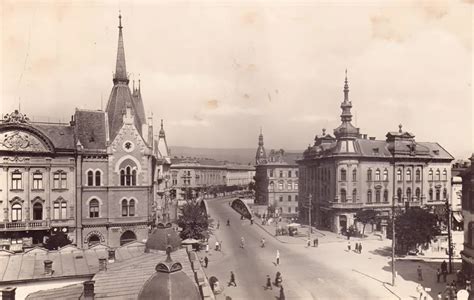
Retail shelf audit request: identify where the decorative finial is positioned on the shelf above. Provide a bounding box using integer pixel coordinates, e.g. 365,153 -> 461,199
165,245 -> 172,262
138,77 -> 141,91
118,11 -> 122,29
161,119 -> 164,129
322,128 -> 326,136
398,124 -> 403,133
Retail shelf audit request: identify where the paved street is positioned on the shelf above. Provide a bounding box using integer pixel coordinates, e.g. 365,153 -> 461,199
201,196 -> 390,300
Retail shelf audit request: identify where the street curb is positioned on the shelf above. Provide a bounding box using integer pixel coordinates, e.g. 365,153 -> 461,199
254,221 -> 292,244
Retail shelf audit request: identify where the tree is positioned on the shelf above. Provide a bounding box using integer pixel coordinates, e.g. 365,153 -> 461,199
354,209 -> 378,237
177,201 -> 210,240
394,207 -> 441,254
44,232 -> 72,250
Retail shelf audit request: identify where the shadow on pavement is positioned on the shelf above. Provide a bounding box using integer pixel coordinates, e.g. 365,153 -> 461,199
369,246 -> 392,257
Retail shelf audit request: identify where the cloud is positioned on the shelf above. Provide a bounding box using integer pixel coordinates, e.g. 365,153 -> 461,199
169,116 -> 210,127
289,114 -> 335,124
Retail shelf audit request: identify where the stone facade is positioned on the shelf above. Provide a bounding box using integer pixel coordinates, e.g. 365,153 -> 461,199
461,155 -> 474,277
298,73 -> 454,235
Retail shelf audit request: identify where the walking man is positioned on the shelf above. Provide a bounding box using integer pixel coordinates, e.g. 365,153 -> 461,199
204,256 -> 209,268
315,238 -> 319,247
359,243 -> 362,254
266,275 -> 272,290
228,271 -> 237,287
276,250 -> 280,265
307,238 -> 311,248
436,268 -> 441,283
280,285 -> 285,300
206,244 -> 209,253
417,265 -> 423,281
347,241 -> 351,252
441,260 -> 448,282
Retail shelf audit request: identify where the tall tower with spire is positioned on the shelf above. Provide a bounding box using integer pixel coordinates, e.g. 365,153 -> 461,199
255,128 -> 267,165
157,119 -> 170,158
333,70 -> 360,139
105,13 -> 144,141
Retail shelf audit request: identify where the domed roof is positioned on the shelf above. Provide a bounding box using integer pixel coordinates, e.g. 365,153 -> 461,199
145,226 -> 181,252
138,247 -> 201,300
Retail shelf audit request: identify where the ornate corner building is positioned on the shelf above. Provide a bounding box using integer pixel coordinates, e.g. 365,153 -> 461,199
298,72 -> 454,235
0,14 -> 171,250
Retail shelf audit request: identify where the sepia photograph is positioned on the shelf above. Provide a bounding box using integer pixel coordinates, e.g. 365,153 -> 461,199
0,0 -> 472,299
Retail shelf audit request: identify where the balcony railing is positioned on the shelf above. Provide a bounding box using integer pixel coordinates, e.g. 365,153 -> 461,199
0,220 -> 49,231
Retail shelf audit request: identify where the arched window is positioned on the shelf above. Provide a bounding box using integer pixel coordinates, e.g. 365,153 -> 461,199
89,199 -> 99,218
287,182 -> 293,190
436,188 -> 440,201
340,189 -> 347,203
122,200 -> 128,216
443,169 -> 447,181
383,169 -> 388,181
367,169 -> 372,181
406,187 -> 412,202
33,203 -> 43,220
397,169 -> 402,181
126,166 -> 131,186
383,190 -> 388,202
269,181 -> 274,189
352,189 -> 357,203
443,188 -> 447,200
397,188 -> 402,203
120,231 -> 137,246
132,169 -> 137,186
11,203 -> 22,222
429,169 -> 433,181
367,190 -> 372,203
120,170 -> 125,186
87,171 -> 94,186
415,188 -> 421,201
375,189 -> 381,203
352,169 -> 357,182
436,169 -> 440,181
429,188 -> 433,201
340,169 -> 347,181
415,169 -> 421,181
406,169 -> 412,182
375,169 -> 381,181
88,235 -> 100,247
95,171 -> 101,186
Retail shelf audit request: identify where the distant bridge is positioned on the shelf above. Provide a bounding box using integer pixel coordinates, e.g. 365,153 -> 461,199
231,198 -> 252,219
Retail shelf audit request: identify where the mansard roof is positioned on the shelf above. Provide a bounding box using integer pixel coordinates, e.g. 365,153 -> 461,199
74,109 -> 107,150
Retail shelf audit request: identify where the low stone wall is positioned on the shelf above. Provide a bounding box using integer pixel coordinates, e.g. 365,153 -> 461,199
186,245 -> 215,300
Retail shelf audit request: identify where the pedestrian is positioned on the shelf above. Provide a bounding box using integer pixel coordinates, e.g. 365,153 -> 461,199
436,292 -> 442,300
219,240 -> 222,251
228,271 -> 237,287
275,271 -> 281,286
347,241 -> 351,252
215,241 -> 219,251
204,256 -> 209,268
307,238 -> 311,248
206,244 -> 209,253
442,271 -> 447,283
416,284 -> 424,300
279,285 -> 285,300
441,260 -> 447,276
261,238 -> 266,248
355,242 -> 359,253
276,250 -> 280,265
313,239 -> 316,247
266,275 -> 272,290
359,243 -> 362,254
315,238 -> 319,247
417,265 -> 423,281
436,269 -> 441,283
251,218 -> 254,225
217,220 -> 220,229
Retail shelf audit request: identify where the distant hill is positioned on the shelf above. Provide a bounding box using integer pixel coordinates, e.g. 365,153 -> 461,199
169,146 -> 303,165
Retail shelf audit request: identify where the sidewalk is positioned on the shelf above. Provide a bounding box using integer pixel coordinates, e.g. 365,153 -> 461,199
254,216 -> 464,300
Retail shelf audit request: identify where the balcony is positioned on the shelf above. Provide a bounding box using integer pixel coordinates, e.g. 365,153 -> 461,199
0,220 -> 49,231
327,202 -> 364,209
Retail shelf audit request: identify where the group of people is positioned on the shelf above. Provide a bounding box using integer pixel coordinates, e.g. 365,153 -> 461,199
347,241 -> 362,253
306,238 -> 319,248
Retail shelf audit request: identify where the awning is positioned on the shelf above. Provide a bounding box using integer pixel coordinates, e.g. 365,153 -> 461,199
453,211 -> 464,223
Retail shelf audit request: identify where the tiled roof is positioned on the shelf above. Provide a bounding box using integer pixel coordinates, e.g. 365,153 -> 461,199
92,248 -> 197,299
356,139 -> 392,157
34,123 -> 76,150
26,283 -> 84,300
0,243 -> 146,284
74,109 -> 107,150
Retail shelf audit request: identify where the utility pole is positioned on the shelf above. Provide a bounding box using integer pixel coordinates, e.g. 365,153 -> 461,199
446,197 -> 453,273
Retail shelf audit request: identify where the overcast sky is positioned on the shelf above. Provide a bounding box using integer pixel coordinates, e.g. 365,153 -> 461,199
0,0 -> 472,159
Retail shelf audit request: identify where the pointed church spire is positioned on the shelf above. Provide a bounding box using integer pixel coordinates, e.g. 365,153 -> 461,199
159,119 -> 166,138
113,12 -> 129,85
256,128 -> 267,165
344,69 -> 349,102
340,69 -> 352,122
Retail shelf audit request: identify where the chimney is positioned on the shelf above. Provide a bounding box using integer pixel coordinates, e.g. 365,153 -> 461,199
108,249 -> 115,263
369,137 -> 376,140
363,134 -> 367,139
98,258 -> 107,271
1,287 -> 16,300
44,260 -> 53,275
83,280 -> 95,300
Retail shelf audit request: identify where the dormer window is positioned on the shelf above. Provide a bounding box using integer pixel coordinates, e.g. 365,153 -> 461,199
433,150 -> 440,155
372,148 -> 379,154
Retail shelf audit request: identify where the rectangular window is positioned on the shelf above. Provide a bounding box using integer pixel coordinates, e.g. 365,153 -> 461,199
11,172 -> 22,190
288,171 -> 292,177
295,206 -> 298,212
269,170 -> 274,177
295,171 -> 298,177
288,207 -> 291,213
279,171 -> 283,178
61,202 -> 67,219
288,195 -> 291,201
294,183 -> 298,190
279,196 -> 283,202
53,202 -> 60,220
33,173 -> 43,190
295,195 -> 298,202
279,183 -> 283,190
